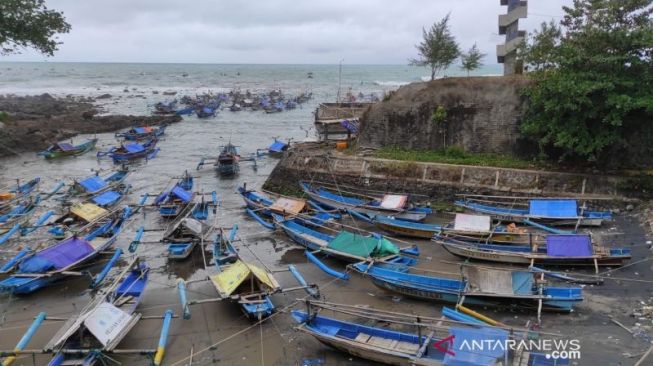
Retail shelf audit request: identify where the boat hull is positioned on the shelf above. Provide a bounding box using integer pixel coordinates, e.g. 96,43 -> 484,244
305,191 -> 426,222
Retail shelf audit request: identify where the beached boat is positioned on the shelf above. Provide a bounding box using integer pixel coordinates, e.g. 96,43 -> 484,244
37,139 -> 98,159
300,181 -> 431,222
64,168 -> 129,202
154,171 -> 194,218
0,206 -> 132,294
371,213 -> 548,244
454,196 -> 612,227
96,138 -> 159,163
115,124 -> 166,141
217,143 -> 240,176
272,213 -> 418,265
267,139 -> 288,156
352,262 -> 582,312
47,202 -> 113,239
436,233 -> 631,269
162,208 -> 209,260
44,257 -> 149,365
0,177 -> 40,210
292,300 -> 564,366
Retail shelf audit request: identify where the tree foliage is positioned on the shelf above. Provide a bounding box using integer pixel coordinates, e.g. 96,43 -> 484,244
0,0 -> 70,56
520,0 -> 653,167
460,43 -> 485,76
410,14 -> 460,80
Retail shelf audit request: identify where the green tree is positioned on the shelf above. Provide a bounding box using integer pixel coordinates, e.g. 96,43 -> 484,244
410,14 -> 460,81
520,0 -> 653,167
0,0 -> 70,56
460,43 -> 485,76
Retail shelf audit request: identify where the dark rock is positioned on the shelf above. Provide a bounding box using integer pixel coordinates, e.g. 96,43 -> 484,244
96,93 -> 112,99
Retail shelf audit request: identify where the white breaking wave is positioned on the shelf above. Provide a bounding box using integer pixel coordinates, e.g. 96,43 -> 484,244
373,80 -> 411,87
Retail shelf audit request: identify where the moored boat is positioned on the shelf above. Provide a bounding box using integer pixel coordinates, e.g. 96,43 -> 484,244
155,171 -> 194,218
37,139 -> 98,159
352,262 -> 583,312
217,143 -> 240,176
115,124 -> 166,141
436,232 -> 631,269
64,168 -> 129,202
96,138 -> 159,163
0,177 -> 40,210
454,196 -> 612,227
0,206 -> 132,294
300,181 -> 431,222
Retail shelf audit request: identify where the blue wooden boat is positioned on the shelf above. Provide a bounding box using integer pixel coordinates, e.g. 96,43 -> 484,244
436,232 -> 631,268
217,143 -> 240,176
44,257 -> 150,366
268,139 -> 288,156
196,106 -> 216,118
272,213 -> 418,265
66,168 -> 130,201
163,212 -> 206,260
455,196 -> 612,227
37,139 -> 98,159
292,301 -> 569,366
115,124 -> 166,141
300,181 -> 431,222
0,177 -> 40,210
96,138 -> 159,163
0,206 -> 132,294
155,171 -> 194,218
352,262 -> 583,312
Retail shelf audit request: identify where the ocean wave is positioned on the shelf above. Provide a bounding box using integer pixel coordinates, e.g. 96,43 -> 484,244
373,80 -> 411,87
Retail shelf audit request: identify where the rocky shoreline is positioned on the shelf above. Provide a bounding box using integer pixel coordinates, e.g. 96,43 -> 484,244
0,94 -> 181,157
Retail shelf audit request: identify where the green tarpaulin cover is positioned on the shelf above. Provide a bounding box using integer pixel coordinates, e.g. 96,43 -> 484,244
326,231 -> 399,258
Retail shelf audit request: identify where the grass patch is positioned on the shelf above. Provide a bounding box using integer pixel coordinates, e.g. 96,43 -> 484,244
374,146 -> 545,170
0,112 -> 8,122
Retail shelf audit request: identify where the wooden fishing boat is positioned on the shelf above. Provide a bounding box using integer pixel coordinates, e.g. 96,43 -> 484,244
352,262 -> 582,312
292,300 -> 564,366
372,213 -> 549,244
162,208 -> 209,260
178,225 -> 318,320
238,185 -> 338,229
454,196 -> 612,227
299,181 -> 431,222
96,138 -> 159,163
272,213 -> 419,265
37,139 -> 98,159
436,233 -> 631,269
64,168 -> 130,202
0,177 -> 40,210
217,143 -> 240,176
154,171 -> 194,218
196,106 -> 216,118
115,124 -> 166,141
44,257 -> 149,366
0,206 -> 132,294
153,100 -> 177,114
267,139 -> 288,156
46,202 -> 116,239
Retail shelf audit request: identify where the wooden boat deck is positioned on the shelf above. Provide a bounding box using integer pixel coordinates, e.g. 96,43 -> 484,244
353,333 -> 419,354
297,232 -> 328,248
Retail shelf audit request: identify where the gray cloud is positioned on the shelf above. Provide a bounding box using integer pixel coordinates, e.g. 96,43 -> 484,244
3,0 -> 572,64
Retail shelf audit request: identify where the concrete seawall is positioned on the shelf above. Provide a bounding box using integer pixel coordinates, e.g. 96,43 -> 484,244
263,145 -> 635,201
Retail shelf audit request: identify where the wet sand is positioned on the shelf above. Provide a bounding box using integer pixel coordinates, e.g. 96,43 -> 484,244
0,104 -> 652,366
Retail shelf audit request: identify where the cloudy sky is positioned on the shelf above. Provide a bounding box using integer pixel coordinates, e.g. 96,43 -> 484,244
4,0 -> 572,64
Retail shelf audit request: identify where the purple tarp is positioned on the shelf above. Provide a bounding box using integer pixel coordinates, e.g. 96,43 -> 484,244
56,143 -> 75,151
546,235 -> 593,257
38,237 -> 94,268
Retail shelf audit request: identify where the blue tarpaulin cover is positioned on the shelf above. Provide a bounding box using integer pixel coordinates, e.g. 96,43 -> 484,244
134,127 -> 146,134
19,237 -> 95,273
171,186 -> 192,203
269,140 -> 288,153
546,235 -> 593,257
124,143 -> 145,153
202,107 -> 213,114
443,327 -> 509,366
530,353 -> 570,366
92,190 -> 121,206
529,200 -> 577,218
79,176 -> 107,193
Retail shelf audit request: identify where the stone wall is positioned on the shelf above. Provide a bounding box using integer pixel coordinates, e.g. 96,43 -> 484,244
357,76 -> 531,155
263,146 -> 635,203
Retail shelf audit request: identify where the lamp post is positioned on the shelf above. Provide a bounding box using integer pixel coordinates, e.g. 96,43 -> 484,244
337,58 -> 344,103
